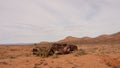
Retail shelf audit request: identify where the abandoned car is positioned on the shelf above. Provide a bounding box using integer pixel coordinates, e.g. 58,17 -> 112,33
32,43 -> 78,57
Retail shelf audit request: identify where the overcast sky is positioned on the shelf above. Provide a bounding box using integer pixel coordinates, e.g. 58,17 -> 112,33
0,0 -> 120,44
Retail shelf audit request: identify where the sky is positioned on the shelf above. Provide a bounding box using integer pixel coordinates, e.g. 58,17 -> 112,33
0,0 -> 120,44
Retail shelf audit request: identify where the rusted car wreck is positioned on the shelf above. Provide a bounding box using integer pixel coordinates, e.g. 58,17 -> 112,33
32,43 -> 78,57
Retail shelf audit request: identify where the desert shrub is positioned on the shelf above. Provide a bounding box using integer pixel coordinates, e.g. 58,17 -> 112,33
74,49 -> 87,56
35,45 -> 53,58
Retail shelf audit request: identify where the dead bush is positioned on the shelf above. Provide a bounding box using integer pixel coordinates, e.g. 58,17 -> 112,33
34,46 -> 53,58
74,49 -> 87,56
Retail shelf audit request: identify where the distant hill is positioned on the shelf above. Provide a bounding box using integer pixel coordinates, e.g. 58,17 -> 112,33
57,32 -> 120,44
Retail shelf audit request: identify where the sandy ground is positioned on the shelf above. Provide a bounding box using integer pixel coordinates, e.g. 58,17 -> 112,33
0,44 -> 120,68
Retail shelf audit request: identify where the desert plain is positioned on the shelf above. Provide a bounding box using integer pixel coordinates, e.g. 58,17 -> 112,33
0,32 -> 120,68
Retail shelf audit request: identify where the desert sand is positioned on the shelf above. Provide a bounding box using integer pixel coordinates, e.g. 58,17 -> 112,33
0,44 -> 120,68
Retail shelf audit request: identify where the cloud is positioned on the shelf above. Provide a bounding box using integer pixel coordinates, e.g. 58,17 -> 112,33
0,0 -> 120,43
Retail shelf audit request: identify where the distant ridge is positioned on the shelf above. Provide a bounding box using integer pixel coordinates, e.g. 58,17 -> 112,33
57,32 -> 120,44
